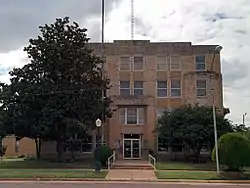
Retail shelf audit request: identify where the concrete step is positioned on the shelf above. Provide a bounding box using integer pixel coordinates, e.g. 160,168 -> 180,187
112,164 -> 154,170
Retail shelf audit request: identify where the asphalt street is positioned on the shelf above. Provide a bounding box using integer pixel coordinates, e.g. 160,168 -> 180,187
0,181 -> 249,188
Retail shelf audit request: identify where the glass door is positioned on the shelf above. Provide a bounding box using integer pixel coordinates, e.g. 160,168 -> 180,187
123,139 -> 132,158
132,139 -> 140,158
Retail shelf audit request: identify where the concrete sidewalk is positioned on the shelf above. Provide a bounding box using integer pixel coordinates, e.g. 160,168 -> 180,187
105,169 -> 157,181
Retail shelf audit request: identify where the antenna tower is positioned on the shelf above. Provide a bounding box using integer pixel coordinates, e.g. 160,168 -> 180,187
131,0 -> 135,40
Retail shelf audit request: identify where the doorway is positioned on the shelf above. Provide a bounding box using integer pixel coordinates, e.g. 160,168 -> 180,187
123,134 -> 141,159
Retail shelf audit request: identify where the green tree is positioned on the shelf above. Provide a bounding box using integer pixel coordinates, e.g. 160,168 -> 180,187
2,17 -> 113,161
212,132 -> 250,171
158,104 -> 233,162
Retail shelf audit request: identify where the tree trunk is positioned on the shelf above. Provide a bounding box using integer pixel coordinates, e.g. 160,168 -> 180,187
57,140 -> 64,162
35,138 -> 42,161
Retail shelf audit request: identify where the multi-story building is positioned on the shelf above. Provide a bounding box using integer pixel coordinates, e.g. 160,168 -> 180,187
3,40 -> 228,159
89,40 -> 227,160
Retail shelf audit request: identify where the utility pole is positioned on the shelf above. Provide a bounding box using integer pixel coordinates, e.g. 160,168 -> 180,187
100,0 -> 105,146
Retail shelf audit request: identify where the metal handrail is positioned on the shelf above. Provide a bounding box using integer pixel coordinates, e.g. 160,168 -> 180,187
107,151 -> 116,170
148,154 -> 156,171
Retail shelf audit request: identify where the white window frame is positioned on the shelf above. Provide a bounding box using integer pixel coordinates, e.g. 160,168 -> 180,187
156,56 -> 168,71
120,108 -> 144,125
119,56 -> 131,71
170,79 -> 181,98
119,81 -> 130,96
196,80 -> 207,97
157,81 -> 168,98
133,81 -> 143,96
195,55 -> 206,71
170,56 -> 182,71
133,56 -> 144,71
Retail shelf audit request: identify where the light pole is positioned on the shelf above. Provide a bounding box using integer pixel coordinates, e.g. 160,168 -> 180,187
95,118 -> 102,147
243,113 -> 247,125
209,45 -> 223,176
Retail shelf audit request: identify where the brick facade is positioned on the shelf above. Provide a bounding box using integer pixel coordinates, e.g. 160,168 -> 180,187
3,40 -> 226,159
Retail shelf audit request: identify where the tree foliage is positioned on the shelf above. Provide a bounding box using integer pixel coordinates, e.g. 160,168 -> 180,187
212,132 -> 250,171
158,104 -> 233,162
1,17 -> 113,161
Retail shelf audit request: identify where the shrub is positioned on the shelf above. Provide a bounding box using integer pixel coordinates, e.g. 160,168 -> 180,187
94,145 -> 112,166
212,132 -> 250,171
0,145 -> 7,161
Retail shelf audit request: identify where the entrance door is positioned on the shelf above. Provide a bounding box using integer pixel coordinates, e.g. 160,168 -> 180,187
132,139 -> 140,158
123,134 -> 141,159
123,139 -> 132,158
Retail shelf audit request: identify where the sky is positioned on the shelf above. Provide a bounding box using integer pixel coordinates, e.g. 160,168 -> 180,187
0,0 -> 249,124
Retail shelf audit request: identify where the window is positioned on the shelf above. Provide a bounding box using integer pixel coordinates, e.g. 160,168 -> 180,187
157,81 -> 167,97
170,56 -> 182,70
157,56 -> 168,70
171,80 -> 181,97
120,57 -> 131,70
195,55 -> 206,70
120,81 -> 130,96
133,56 -> 144,70
134,81 -> 143,96
196,80 -> 207,97
119,108 -> 145,125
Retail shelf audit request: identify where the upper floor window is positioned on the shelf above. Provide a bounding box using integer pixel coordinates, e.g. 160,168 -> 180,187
134,81 -> 143,96
119,108 -> 145,125
133,56 -> 144,70
195,55 -> 206,71
157,81 -> 167,97
170,56 -> 182,71
171,80 -> 181,97
196,80 -> 207,97
120,57 -> 131,71
157,56 -> 168,71
120,81 -> 130,96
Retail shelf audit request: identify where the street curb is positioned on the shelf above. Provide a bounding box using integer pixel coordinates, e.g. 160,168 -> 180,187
0,178 -> 250,184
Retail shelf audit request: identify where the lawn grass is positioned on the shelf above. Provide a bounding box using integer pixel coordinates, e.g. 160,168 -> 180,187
156,161 -> 217,171
0,158 -> 100,169
156,171 -> 218,180
156,171 -> 250,180
0,169 -> 107,179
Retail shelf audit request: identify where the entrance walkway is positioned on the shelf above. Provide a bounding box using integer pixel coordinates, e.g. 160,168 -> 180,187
105,169 -> 157,181
106,160 -> 157,181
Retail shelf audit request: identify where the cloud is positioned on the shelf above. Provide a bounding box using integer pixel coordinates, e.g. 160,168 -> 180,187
0,0 -> 249,125
0,0 -> 120,52
104,0 -> 250,124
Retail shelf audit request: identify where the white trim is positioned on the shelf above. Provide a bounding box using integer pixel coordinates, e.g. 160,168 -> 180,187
156,81 -> 168,98
194,54 -> 206,71
156,55 -> 168,71
133,81 -> 144,96
170,79 -> 182,98
121,108 -> 144,125
119,56 -> 131,71
169,56 -> 182,71
119,81 -> 130,96
123,136 -> 141,159
196,80 -> 207,97
133,56 -> 145,71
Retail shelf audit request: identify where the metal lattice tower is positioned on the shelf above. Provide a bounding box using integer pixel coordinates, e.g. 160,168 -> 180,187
131,0 -> 135,40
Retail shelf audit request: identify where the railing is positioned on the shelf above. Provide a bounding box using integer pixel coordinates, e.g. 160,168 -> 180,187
148,154 -> 156,171
107,151 -> 116,170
